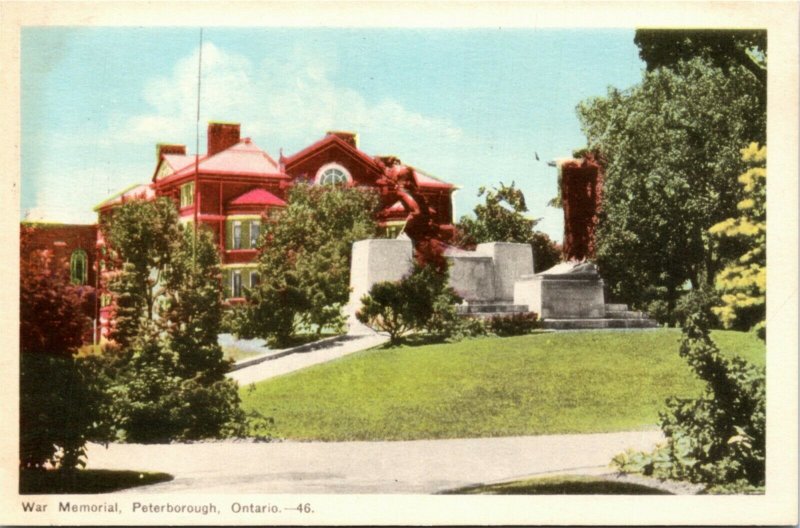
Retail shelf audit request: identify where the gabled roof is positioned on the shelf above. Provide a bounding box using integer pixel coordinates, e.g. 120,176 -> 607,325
411,168 -> 455,190
282,133 -> 383,173
156,138 -> 287,185
94,183 -> 155,212
228,188 -> 287,207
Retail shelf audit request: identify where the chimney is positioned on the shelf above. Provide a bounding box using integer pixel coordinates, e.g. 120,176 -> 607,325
207,122 -> 241,156
156,143 -> 186,162
327,130 -> 358,149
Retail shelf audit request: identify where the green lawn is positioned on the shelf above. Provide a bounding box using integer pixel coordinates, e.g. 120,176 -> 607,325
239,329 -> 765,441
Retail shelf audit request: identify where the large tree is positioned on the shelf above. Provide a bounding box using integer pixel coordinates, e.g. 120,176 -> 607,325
248,184 -> 379,345
577,56 -> 765,317
101,197 -> 179,345
634,29 -> 766,88
456,182 -> 562,272
102,200 -> 244,442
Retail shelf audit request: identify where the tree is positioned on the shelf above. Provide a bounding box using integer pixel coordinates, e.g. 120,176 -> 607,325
19,231 -> 100,470
456,182 -> 562,272
634,29 -> 766,88
102,200 -> 245,442
101,197 -> 179,343
249,184 -> 378,346
709,143 -> 766,338
577,57 -> 765,318
356,263 -> 461,345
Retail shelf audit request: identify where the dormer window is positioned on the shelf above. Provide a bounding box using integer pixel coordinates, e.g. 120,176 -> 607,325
315,163 -> 351,186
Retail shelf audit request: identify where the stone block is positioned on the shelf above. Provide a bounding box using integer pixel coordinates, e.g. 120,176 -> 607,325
347,238 -> 414,332
514,262 -> 606,319
448,255 -> 496,301
476,242 -> 534,301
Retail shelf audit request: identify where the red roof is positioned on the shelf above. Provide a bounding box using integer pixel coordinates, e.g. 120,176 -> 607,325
282,133 -> 383,173
157,138 -> 287,185
411,168 -> 454,190
229,188 -> 287,207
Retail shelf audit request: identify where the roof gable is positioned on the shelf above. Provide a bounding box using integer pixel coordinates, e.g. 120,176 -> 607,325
282,134 -> 382,174
228,188 -> 287,207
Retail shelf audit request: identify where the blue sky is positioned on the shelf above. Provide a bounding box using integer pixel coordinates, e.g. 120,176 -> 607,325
21,27 -> 645,241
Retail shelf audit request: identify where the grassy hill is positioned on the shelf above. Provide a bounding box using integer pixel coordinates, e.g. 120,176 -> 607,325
239,329 -> 765,441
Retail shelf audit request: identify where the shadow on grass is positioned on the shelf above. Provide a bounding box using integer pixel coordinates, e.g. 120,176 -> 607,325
382,330 -> 555,349
441,475 -> 672,495
20,469 -> 174,494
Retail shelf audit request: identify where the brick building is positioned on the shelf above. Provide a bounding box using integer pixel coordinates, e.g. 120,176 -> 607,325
94,122 -> 457,300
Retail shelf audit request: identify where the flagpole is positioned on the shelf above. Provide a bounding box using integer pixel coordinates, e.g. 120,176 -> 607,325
193,28 -> 203,268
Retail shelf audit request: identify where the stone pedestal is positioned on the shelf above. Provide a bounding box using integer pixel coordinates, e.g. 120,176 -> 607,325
514,262 -> 605,319
347,238 -> 414,333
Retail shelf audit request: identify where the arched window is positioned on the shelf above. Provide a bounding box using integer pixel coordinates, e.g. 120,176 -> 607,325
315,163 -> 351,186
70,250 -> 88,285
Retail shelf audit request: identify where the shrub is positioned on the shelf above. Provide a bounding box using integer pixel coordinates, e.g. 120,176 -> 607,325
487,312 -> 539,337
357,263 -> 462,345
612,308 -> 765,491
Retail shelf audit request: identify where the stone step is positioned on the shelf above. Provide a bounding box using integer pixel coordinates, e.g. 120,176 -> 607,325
542,318 -> 660,330
457,304 -> 530,314
604,303 -> 629,312
460,311 -> 538,319
605,310 -> 648,320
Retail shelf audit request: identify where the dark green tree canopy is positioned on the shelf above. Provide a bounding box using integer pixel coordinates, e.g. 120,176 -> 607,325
634,29 -> 766,85
577,56 -> 765,316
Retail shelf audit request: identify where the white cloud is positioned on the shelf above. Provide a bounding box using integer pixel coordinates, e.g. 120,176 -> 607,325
30,41 -> 564,240
108,41 -> 465,157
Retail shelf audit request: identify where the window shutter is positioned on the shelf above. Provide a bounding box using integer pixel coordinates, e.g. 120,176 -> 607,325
242,221 -> 251,250
225,220 -> 233,250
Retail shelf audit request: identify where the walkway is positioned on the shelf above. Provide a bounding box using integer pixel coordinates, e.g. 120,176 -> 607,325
228,332 -> 389,386
84,430 -> 663,494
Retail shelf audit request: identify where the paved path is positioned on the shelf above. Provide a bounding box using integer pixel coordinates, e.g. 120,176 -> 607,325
228,332 -> 389,386
84,430 -> 663,494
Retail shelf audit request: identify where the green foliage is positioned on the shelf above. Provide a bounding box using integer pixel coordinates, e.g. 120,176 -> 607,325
577,57 -> 765,318
456,182 -> 561,272
357,263 -> 460,345
709,144 -> 766,338
19,233 -> 101,470
634,29 -> 766,87
102,198 -> 179,331
20,355 -> 104,470
487,312 -> 539,337
529,231 -> 562,272
101,200 -> 245,442
249,184 -> 378,346
612,308 -> 765,491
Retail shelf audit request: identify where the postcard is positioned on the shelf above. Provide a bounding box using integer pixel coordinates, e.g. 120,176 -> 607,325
1,1 -> 797,525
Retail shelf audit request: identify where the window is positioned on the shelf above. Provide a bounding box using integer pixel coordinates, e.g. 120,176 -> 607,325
232,270 -> 242,298
315,163 -> 351,186
250,221 -> 260,248
180,182 -> 195,207
70,250 -> 87,285
250,271 -> 260,289
233,221 -> 242,249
